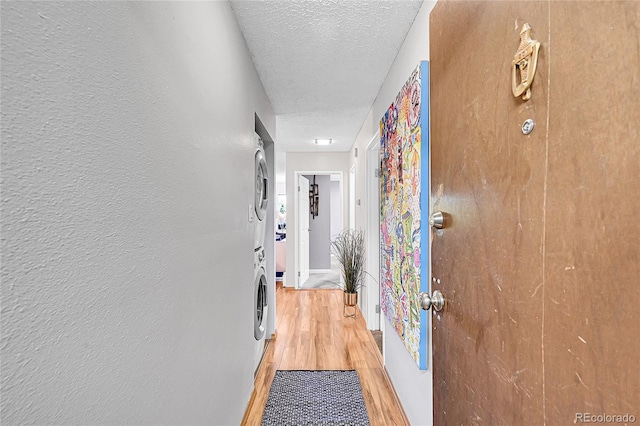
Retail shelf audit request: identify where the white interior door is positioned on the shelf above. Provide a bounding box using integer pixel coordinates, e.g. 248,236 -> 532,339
297,175 -> 310,287
366,135 -> 381,330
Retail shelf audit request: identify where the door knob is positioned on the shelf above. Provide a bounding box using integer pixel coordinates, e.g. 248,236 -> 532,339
429,211 -> 446,229
420,290 -> 445,312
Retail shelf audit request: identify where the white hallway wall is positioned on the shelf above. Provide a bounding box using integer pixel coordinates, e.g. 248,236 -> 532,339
303,174 -> 332,270
1,2 -> 274,425
330,179 -> 343,239
285,152 -> 349,288
350,2 -> 436,425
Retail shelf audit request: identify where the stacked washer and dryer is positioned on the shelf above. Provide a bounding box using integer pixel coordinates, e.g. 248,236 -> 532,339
252,133 -> 269,372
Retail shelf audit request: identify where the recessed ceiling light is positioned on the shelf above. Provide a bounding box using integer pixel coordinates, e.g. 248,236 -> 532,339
314,139 -> 333,146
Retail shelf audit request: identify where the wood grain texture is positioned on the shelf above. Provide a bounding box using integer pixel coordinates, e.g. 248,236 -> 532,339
544,2 -> 640,422
242,285 -> 409,426
430,1 -> 640,424
430,1 -> 549,424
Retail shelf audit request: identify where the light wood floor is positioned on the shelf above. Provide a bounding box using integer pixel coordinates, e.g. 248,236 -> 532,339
242,283 -> 409,425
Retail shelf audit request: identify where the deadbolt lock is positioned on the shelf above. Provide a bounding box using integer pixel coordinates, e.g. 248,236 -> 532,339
429,211 -> 446,229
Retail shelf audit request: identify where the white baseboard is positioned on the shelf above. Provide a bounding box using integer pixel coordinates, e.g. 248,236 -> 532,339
309,269 -> 332,274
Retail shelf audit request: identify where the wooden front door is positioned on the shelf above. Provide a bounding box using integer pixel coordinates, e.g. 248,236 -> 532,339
429,1 -> 640,424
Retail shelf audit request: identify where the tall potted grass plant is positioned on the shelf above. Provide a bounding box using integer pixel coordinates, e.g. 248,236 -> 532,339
331,229 -> 367,317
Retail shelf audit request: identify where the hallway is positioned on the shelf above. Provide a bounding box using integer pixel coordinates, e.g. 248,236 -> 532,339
299,254 -> 341,290
3,1 -> 639,424
242,284 -> 408,425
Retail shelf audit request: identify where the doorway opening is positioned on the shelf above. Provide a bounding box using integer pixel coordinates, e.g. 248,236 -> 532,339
294,171 -> 344,289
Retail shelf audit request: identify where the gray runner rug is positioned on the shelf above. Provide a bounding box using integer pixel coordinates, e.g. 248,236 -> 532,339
261,370 -> 371,426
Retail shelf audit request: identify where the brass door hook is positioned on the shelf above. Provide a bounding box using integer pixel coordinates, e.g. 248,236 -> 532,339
512,23 -> 540,101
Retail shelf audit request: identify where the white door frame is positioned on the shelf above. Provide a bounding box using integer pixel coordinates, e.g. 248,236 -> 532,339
349,166 -> 356,231
297,175 -> 310,289
294,170 -> 344,290
365,132 -> 381,331
348,164 -> 362,313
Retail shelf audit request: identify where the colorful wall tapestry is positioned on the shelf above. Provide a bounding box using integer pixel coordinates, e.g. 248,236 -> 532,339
379,62 -> 429,369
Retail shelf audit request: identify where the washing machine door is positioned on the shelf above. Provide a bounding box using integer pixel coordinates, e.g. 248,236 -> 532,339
254,268 -> 268,340
254,150 -> 268,222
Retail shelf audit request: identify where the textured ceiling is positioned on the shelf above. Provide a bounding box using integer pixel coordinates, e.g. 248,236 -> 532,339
230,0 -> 424,154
